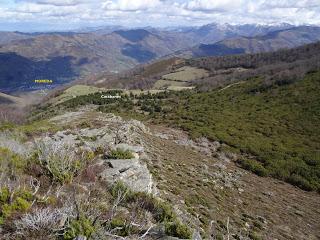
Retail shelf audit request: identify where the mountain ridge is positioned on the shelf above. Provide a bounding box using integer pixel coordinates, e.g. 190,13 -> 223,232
182,26 -> 320,57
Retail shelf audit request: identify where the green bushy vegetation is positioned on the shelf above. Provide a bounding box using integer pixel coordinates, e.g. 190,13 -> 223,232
0,187 -> 33,225
56,89 -> 172,115
0,147 -> 27,178
58,90 -> 124,109
63,216 -> 96,240
160,72 -> 320,191
109,217 -> 132,237
108,148 -> 135,159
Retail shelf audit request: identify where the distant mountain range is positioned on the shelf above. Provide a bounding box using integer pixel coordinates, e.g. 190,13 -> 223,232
0,32 -> 33,45
0,23 -> 320,92
181,26 -> 320,57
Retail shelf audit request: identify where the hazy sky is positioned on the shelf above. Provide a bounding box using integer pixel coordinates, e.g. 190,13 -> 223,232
0,0 -> 319,31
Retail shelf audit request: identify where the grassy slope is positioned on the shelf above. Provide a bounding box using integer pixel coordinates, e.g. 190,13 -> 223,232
49,85 -> 107,105
159,72 -> 320,191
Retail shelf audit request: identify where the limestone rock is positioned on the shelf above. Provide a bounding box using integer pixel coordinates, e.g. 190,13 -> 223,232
99,159 -> 157,194
74,236 -> 87,240
114,143 -> 144,153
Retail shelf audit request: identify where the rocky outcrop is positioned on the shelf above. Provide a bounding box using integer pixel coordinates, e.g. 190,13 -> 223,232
47,111 -> 157,195
98,159 -> 156,194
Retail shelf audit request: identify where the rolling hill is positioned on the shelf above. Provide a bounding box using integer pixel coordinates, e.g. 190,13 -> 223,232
0,32 -> 35,45
183,26 -> 320,57
32,40 -> 320,193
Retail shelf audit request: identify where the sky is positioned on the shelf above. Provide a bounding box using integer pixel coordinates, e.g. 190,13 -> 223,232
0,0 -> 319,31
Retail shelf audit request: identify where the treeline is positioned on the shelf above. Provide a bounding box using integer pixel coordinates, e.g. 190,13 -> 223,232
57,90 -> 124,109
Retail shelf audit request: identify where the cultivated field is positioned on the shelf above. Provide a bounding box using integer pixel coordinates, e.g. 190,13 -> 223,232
153,66 -> 209,90
51,85 -> 107,105
153,79 -> 189,89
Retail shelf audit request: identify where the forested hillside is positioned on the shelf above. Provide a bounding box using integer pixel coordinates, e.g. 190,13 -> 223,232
189,41 -> 320,90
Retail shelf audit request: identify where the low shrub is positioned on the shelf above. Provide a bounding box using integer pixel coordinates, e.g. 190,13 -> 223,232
108,148 -> 135,160
0,147 -> 27,179
18,120 -> 60,138
33,140 -> 83,184
238,158 -> 268,177
0,187 -> 33,225
63,216 -> 96,240
249,231 -> 263,240
164,219 -> 192,239
286,174 -> 314,191
14,207 -> 64,238
110,181 -> 192,239
109,217 -> 132,237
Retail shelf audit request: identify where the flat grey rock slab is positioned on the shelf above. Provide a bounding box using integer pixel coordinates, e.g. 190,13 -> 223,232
99,159 -> 156,194
114,143 -> 144,153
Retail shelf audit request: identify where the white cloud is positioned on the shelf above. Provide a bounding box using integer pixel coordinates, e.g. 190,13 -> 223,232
262,0 -> 320,9
184,0 -> 244,12
0,0 -> 319,30
14,2 -> 84,17
103,0 -> 162,11
15,0 -> 91,6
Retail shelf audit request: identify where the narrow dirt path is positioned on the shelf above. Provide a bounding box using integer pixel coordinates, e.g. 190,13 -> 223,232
219,81 -> 244,92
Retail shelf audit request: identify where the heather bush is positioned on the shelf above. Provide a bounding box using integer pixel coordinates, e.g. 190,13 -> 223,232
108,148 -> 135,160
33,139 -> 83,184
0,187 -> 33,225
